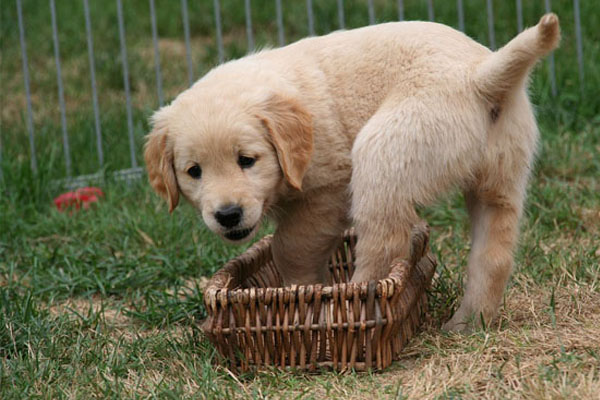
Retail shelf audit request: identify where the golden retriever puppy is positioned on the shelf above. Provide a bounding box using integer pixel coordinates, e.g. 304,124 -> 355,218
144,14 -> 559,332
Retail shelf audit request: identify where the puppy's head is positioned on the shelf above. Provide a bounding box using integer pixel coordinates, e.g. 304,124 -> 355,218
144,92 -> 313,243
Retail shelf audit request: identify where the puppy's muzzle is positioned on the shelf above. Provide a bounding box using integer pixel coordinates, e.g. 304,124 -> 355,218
215,205 -> 243,228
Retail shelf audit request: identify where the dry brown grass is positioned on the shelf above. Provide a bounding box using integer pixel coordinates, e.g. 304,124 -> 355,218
377,280 -> 600,399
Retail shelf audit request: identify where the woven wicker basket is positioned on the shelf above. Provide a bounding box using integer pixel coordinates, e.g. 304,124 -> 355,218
202,223 -> 436,372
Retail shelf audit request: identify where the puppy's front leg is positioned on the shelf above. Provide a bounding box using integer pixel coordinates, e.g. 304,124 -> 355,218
271,189 -> 350,286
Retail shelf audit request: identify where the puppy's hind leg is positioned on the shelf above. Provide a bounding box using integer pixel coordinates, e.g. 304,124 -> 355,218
350,96 -> 483,283
442,187 -> 524,333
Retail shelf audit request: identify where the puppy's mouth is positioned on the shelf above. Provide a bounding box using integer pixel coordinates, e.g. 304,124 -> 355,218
224,226 -> 256,241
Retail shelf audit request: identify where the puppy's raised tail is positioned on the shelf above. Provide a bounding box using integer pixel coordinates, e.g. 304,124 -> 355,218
474,13 -> 560,105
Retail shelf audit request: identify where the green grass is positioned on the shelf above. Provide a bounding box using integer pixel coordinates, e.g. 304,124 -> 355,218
1,0 -> 600,398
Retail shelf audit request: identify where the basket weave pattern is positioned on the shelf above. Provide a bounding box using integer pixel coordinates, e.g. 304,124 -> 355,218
202,224 -> 436,371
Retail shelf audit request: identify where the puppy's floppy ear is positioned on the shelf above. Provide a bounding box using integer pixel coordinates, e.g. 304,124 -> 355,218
144,107 -> 179,212
258,94 -> 313,191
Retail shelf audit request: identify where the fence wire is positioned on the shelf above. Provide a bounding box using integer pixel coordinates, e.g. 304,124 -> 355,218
10,0 -> 588,188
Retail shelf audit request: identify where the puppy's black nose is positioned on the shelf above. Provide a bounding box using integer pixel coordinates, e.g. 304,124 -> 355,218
215,205 -> 243,228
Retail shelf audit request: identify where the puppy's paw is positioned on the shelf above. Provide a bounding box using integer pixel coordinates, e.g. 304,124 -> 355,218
442,305 -> 482,334
443,306 -> 497,334
442,316 -> 472,334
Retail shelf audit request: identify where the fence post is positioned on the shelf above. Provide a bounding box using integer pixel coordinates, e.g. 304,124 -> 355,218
0,121 -> 3,182
181,0 -> 194,86
337,0 -> 345,28
306,0 -> 315,36
16,0 -> 37,173
398,0 -> 404,21
245,0 -> 254,51
486,0 -> 495,50
573,0 -> 584,93
516,0 -> 523,33
427,0 -> 434,21
544,0 -> 557,97
367,0 -> 375,25
213,0 -> 224,63
149,0 -> 164,107
457,0 -> 464,32
83,0 -> 104,167
275,0 -> 285,46
50,0 -> 72,176
116,0 -> 137,168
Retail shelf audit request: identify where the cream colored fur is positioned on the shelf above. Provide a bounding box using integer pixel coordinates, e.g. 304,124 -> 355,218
144,14 -> 560,332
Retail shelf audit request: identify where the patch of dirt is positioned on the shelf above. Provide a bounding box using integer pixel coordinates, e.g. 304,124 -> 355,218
48,295 -> 131,328
579,206 -> 600,234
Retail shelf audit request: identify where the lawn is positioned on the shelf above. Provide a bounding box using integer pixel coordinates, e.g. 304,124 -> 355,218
1,0 -> 599,398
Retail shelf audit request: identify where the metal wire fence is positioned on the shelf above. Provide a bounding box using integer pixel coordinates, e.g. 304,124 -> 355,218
6,0 -> 590,188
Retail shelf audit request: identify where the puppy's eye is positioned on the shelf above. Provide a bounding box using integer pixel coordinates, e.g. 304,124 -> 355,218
238,155 -> 256,169
187,165 -> 202,179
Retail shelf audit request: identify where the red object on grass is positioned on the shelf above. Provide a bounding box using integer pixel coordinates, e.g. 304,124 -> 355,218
54,187 -> 104,212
